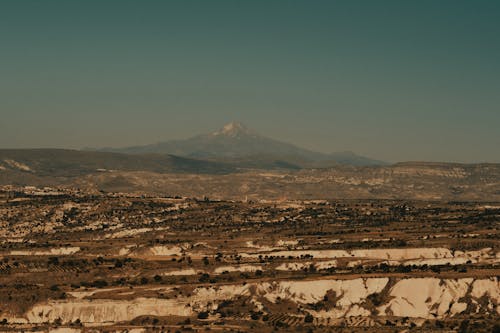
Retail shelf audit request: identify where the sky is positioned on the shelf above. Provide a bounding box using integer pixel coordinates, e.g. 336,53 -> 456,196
1,0 -> 499,163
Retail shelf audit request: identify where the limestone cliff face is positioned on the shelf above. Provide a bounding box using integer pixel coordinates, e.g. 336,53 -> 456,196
15,277 -> 499,324
257,277 -> 499,319
25,298 -> 193,324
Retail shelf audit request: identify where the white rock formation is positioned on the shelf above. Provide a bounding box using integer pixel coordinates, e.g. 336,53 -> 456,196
10,247 -> 80,256
26,298 -> 193,324
16,277 -> 499,324
379,277 -> 499,318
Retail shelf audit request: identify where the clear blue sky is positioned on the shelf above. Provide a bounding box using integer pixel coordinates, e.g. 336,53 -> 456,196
1,0 -> 499,162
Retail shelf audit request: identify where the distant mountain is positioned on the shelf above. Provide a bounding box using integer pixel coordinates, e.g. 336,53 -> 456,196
98,122 -> 386,167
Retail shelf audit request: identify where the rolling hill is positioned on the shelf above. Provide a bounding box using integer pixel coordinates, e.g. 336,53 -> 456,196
0,149 -> 235,178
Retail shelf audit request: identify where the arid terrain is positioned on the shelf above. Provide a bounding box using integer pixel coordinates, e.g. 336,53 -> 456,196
0,185 -> 498,332
1,126 -> 499,333
3,0 -> 500,331
1,149 -> 499,202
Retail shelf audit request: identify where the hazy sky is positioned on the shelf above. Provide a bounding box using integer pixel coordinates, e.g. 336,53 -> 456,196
1,1 -> 499,163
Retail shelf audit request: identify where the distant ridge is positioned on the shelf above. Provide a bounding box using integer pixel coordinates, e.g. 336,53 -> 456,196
96,122 -> 387,168
0,149 -> 235,177
0,149 -> 498,201
394,161 -> 498,167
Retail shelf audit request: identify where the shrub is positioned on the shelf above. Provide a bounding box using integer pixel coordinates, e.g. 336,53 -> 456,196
197,312 -> 209,320
304,314 -> 314,323
92,279 -> 108,288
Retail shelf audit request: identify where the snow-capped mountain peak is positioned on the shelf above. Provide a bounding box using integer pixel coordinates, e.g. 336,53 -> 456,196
211,122 -> 255,138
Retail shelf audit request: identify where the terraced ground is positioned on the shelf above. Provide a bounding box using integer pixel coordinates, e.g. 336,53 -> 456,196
0,186 -> 498,332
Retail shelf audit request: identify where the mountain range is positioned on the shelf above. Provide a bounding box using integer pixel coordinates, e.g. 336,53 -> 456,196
96,122 -> 386,168
1,122 -> 498,201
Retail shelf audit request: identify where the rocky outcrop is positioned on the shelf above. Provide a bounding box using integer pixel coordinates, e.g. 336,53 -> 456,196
242,247 -> 497,267
25,298 -> 193,324
15,277 -> 498,325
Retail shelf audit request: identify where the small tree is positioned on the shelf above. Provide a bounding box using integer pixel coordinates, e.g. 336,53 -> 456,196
197,312 -> 209,319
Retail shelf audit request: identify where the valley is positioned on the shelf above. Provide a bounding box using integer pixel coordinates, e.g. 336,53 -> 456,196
0,186 -> 498,332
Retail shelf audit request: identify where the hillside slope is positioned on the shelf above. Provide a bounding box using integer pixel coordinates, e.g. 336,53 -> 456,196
0,149 -> 235,177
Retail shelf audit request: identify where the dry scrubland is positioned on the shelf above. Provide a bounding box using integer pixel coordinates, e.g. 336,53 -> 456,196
1,152 -> 499,202
76,164 -> 500,202
0,186 -> 498,333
